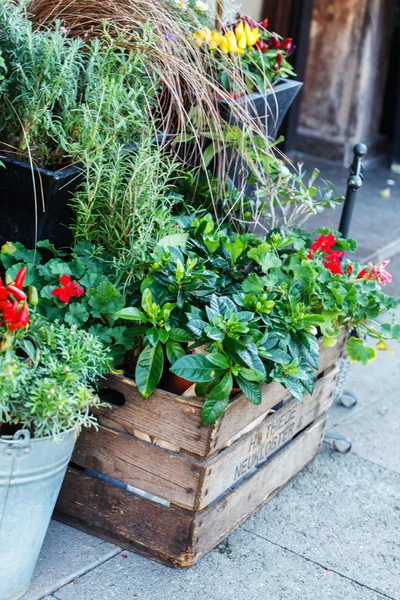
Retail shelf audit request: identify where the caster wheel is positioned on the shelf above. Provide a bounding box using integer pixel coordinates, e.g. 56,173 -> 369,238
333,439 -> 352,454
339,391 -> 358,409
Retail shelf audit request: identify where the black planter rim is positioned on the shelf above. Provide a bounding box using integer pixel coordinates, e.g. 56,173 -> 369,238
0,154 -> 79,180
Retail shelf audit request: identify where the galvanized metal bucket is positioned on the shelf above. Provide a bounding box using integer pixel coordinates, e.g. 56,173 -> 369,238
0,429 -> 75,600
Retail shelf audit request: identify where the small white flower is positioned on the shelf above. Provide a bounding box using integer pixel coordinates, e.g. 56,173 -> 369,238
310,326 -> 318,336
195,0 -> 209,11
173,0 -> 188,9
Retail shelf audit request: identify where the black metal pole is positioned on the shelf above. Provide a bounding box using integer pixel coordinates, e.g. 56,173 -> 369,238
338,143 -> 368,239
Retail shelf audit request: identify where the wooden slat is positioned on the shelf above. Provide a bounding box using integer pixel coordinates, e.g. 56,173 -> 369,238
190,416 -> 326,564
56,468 -> 194,565
211,329 -> 347,454
96,375 -> 214,457
72,425 -> 203,510
197,368 -> 337,509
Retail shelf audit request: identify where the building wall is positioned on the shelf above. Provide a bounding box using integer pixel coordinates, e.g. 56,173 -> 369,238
297,0 -> 396,163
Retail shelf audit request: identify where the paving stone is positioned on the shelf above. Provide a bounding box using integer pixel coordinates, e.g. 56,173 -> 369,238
328,303 -> 400,428
23,521 -> 120,600
243,446 -> 400,599
53,527 -> 388,600
331,390 -> 400,473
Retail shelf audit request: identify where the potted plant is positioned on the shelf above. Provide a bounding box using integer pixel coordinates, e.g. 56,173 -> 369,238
0,2 -> 158,247
114,215 -> 400,423
0,268 -> 109,600
190,10 -> 302,138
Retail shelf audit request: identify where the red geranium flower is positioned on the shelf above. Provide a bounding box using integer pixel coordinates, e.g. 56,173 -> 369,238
52,275 -> 84,304
308,234 -> 337,256
324,252 -> 344,275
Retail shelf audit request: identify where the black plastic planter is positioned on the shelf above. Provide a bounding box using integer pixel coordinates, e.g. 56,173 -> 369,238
217,79 -> 303,140
0,156 -> 81,249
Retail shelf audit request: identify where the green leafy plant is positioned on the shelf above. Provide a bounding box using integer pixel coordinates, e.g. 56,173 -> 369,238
0,275 -> 109,439
0,240 -> 139,366
115,218 -> 400,424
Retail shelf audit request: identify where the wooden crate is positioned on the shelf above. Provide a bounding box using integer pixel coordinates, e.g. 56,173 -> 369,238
55,331 -> 347,567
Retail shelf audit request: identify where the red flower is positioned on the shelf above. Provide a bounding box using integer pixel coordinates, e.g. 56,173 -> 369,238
323,250 -> 344,275
52,275 -> 84,304
309,234 -> 337,256
276,52 -> 283,64
260,18 -> 269,29
357,269 -> 367,279
347,265 -> 353,275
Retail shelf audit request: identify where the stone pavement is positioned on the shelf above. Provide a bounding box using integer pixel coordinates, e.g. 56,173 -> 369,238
24,160 -> 400,600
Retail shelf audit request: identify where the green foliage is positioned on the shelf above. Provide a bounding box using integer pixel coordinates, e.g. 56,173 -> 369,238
70,139 -> 179,280
173,134 -> 344,234
0,2 -> 156,166
1,241 -> 138,366
115,217 -> 400,423
0,314 -> 109,439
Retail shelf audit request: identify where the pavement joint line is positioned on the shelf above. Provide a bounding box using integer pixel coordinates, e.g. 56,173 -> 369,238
240,528 -> 397,600
363,237 -> 400,263
328,386 -> 399,429
39,547 -> 122,600
322,440 -> 400,477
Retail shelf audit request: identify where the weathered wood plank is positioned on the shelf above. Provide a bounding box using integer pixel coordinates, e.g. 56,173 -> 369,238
56,468 -> 194,565
211,330 -> 347,453
190,416 -> 326,564
96,375 -> 214,456
72,425 -> 203,510
197,368 -> 337,509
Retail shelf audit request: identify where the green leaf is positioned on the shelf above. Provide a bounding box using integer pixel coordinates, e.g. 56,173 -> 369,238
224,239 -> 244,265
170,354 -> 224,382
282,376 -> 304,403
20,339 -> 36,362
146,328 -> 160,347
186,319 -> 208,336
236,375 -> 262,405
175,259 -> 185,283
87,282 -> 125,317
141,288 -> 153,315
157,233 -> 188,249
88,324 -> 113,344
346,337 -> 377,366
195,381 -> 215,397
239,367 -> 265,382
64,303 -> 90,327
248,245 -> 282,274
158,329 -> 170,344
242,273 -> 266,293
202,373 -> 233,424
166,339 -> 186,364
115,307 -> 147,322
204,326 -> 224,341
206,353 -> 230,369
135,343 -> 164,399
169,327 -> 193,342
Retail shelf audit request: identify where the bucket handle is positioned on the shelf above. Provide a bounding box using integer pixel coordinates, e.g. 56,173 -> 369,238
0,430 -> 31,448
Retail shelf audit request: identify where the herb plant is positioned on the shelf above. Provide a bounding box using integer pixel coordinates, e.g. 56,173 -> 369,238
0,270 -> 109,439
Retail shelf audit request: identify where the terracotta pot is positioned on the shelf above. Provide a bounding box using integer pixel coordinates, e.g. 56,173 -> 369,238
160,372 -> 193,396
